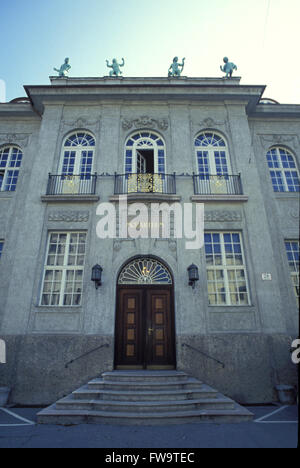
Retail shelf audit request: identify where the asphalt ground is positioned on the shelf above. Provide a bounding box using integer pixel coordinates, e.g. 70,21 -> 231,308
0,405 -> 298,449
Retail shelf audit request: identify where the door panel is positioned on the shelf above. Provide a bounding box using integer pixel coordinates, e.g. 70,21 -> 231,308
146,289 -> 173,366
115,289 -> 144,367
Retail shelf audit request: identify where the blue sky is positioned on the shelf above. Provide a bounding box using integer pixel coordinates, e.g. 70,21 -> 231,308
1,0 -> 299,103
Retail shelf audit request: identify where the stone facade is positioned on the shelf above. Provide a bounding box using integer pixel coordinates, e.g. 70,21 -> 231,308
0,76 -> 298,405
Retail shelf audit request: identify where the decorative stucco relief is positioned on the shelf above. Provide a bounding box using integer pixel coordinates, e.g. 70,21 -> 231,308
290,209 -> 299,219
48,211 -> 90,222
122,116 -> 169,131
259,134 -> 298,149
60,117 -> 101,133
286,208 -> 300,228
204,210 -> 242,222
197,117 -> 226,129
0,133 -> 30,147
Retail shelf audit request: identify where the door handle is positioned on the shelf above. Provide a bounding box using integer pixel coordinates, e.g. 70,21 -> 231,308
148,328 -> 154,335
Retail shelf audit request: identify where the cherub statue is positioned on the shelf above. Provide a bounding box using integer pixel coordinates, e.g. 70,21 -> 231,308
220,57 -> 237,78
168,57 -> 185,77
106,58 -> 125,77
53,57 -> 71,77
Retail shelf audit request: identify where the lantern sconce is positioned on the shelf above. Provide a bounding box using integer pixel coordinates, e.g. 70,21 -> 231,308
91,264 -> 103,289
187,264 -> 199,289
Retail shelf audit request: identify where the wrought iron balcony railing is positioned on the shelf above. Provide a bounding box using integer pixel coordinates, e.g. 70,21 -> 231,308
193,174 -> 243,195
46,174 -> 97,196
114,173 -> 176,195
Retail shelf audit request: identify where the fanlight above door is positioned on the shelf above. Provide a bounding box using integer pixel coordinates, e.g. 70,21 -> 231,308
118,258 -> 172,285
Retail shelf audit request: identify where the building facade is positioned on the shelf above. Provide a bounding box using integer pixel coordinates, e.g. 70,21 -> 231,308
0,76 -> 299,405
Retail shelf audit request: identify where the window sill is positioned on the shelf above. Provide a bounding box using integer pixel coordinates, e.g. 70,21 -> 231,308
0,191 -> 15,199
208,305 -> 255,312
274,192 -> 300,199
191,195 -> 248,203
34,306 -> 82,314
41,194 -> 100,203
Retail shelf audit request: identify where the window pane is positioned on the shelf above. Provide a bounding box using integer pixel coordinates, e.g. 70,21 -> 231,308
0,149 -> 9,168
5,170 -> 19,191
41,294 -> 50,306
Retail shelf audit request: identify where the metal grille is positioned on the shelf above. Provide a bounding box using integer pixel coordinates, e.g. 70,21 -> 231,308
118,258 -> 172,285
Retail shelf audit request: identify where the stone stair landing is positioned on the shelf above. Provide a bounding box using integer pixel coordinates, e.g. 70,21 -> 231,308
37,370 -> 253,425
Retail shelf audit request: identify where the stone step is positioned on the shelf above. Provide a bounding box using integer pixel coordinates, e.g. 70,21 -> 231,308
72,385 -> 217,402
37,370 -> 254,425
55,395 -> 235,412
102,370 -> 188,383
37,405 -> 254,426
87,377 -> 202,392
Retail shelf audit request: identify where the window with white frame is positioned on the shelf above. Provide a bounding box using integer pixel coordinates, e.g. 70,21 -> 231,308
60,132 -> 95,178
0,146 -> 23,191
40,232 -> 87,306
285,240 -> 299,298
195,132 -> 231,177
266,147 -> 300,192
205,232 -> 250,306
0,240 -> 4,260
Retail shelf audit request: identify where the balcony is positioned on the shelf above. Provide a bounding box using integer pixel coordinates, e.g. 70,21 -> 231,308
191,174 -> 248,203
41,174 -> 99,203
111,173 -> 180,202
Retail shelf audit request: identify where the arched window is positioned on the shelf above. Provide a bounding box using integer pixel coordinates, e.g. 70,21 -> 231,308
124,131 -> 166,174
118,257 -> 172,285
266,147 -> 299,192
60,131 -> 95,177
195,131 -> 230,177
0,146 -> 23,192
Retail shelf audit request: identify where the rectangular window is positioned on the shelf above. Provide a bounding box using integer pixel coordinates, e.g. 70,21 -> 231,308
40,232 -> 87,306
0,240 -> 4,260
205,232 -> 250,306
285,240 -> 299,298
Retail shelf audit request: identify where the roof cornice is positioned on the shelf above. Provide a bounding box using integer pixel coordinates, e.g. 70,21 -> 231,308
24,76 -> 266,116
0,102 -> 40,119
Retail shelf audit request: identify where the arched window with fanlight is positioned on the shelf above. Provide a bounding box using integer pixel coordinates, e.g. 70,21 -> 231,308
0,146 -> 23,192
118,257 -> 172,285
193,132 -> 237,195
60,131 -> 95,177
266,146 -> 299,192
195,131 -> 230,177
55,131 -> 96,195
117,131 -> 173,194
124,131 -> 166,174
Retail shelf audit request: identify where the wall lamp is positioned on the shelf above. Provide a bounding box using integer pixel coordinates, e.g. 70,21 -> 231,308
187,264 -> 199,289
91,264 -> 103,289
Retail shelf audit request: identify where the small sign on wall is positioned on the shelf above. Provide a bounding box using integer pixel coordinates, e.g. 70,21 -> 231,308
262,273 -> 272,281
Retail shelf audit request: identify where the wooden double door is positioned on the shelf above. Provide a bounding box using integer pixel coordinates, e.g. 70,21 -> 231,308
115,286 -> 176,369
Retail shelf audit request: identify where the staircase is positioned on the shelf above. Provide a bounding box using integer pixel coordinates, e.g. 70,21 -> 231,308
37,370 -> 253,425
